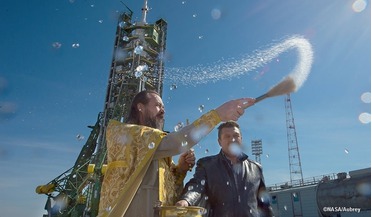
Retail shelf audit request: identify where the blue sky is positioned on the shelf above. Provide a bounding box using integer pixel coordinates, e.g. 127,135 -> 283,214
0,0 -> 370,216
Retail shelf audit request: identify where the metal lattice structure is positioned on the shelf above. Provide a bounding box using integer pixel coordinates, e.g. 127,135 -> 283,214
36,2 -> 167,216
285,94 -> 304,185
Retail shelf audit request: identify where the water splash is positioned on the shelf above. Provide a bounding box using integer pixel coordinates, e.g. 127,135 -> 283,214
164,35 -> 313,94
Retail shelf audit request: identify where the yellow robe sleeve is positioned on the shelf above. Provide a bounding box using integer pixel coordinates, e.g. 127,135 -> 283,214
155,110 -> 221,158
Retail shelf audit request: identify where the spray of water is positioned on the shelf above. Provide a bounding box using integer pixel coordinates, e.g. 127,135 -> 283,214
165,35 -> 313,101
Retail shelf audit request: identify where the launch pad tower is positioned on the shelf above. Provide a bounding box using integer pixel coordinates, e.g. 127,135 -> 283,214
36,2 -> 168,216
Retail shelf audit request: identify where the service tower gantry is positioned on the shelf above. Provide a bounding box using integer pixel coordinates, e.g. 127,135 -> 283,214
36,1 -> 168,216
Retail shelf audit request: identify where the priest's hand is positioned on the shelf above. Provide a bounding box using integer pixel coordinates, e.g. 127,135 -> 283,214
215,98 -> 255,121
177,149 -> 195,173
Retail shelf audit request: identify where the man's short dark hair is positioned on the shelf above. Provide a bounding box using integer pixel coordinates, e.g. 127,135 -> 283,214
217,121 -> 241,139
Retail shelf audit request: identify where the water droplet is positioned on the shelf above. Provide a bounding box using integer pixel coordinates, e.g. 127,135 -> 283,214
352,0 -> 367,13
135,71 -> 142,78
138,65 -> 148,72
259,191 -> 270,203
266,154 -> 269,158
90,4 -> 94,7
356,182 -> 371,196
76,134 -> 85,141
244,186 -> 247,190
134,45 -> 143,55
181,141 -> 188,147
122,36 -> 129,42
201,180 -> 205,185
157,52 -> 166,61
181,1 -> 186,4
118,135 -> 127,144
135,65 -> 148,78
192,14 -> 197,18
118,21 -> 126,28
190,124 -> 209,141
359,112 -> 371,124
205,149 -> 209,154
52,42 -> 62,49
198,105 -> 204,112
115,65 -> 124,73
170,84 -> 177,90
226,181 -> 229,186
228,143 -> 242,157
211,8 -> 221,20
98,20 -> 103,23
72,43 -> 80,48
148,142 -> 155,149
153,200 -> 162,207
204,196 -> 208,200
361,92 -> 371,103
198,35 -> 203,39
284,205 -> 287,211
188,185 -> 194,191
174,122 -> 184,132
344,148 -> 349,154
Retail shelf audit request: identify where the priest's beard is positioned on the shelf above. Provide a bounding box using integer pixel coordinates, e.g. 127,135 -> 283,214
143,113 -> 164,130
